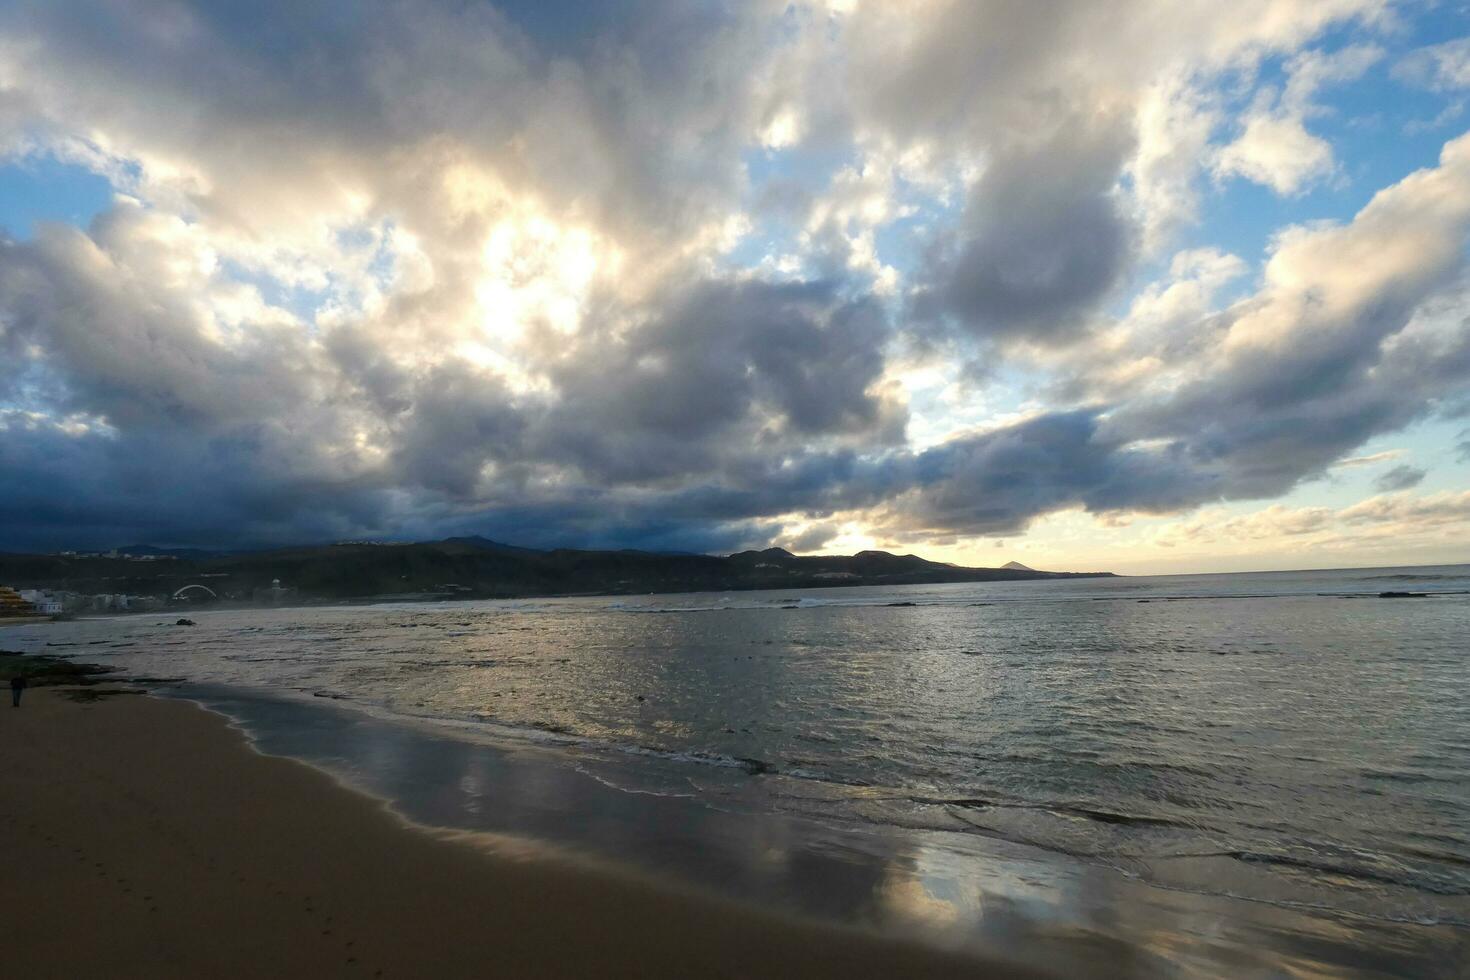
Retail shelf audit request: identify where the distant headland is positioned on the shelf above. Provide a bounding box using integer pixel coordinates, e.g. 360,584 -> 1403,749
0,538 -> 1113,611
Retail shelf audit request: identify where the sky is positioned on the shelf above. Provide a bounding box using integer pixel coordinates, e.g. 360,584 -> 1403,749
2,1 -> 1470,574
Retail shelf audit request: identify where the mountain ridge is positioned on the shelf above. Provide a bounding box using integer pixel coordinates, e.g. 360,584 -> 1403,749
0,538 -> 1114,604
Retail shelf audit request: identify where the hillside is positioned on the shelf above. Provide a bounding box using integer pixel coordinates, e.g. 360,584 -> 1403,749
0,538 -> 1112,604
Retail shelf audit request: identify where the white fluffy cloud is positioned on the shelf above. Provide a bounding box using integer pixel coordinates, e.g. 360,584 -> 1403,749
1214,44 -> 1383,194
1395,35 -> 1470,91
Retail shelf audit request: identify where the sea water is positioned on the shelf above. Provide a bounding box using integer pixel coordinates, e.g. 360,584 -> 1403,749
9,565 -> 1470,976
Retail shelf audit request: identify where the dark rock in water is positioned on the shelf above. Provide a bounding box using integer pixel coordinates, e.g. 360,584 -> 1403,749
1378,591 -> 1428,599
887,601 -> 919,607
781,605 -> 799,610
175,618 -> 196,626
737,757 -> 773,775
634,694 -> 645,702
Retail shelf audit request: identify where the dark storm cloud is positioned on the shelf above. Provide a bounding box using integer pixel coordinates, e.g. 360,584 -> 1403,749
886,410 -> 1211,537
386,365 -> 526,498
536,278 -> 902,485
782,522 -> 838,553
0,207 -> 907,550
1093,306 -> 1470,509
0,414 -> 398,553
912,123 -> 1138,344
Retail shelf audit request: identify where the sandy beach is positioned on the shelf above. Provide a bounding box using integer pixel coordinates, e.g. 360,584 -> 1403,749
0,686 -> 1041,979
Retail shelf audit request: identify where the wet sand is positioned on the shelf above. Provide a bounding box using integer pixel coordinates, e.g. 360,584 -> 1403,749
0,688 -> 1042,979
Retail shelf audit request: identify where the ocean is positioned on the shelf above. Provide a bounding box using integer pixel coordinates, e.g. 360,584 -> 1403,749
9,564 -> 1470,976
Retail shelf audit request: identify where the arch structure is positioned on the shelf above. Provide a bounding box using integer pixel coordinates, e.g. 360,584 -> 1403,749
172,584 -> 219,600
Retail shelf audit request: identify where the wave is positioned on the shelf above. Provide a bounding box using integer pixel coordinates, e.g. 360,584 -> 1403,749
608,604 -> 738,614
923,798 -> 1470,900
1224,849 -> 1470,897
1358,767 -> 1464,786
611,744 -> 776,775
572,763 -> 698,799
912,795 -> 1200,831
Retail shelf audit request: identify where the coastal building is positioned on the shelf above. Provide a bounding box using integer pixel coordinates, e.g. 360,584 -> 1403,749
18,590 -> 64,615
253,578 -> 294,603
0,585 -> 37,616
87,593 -> 135,611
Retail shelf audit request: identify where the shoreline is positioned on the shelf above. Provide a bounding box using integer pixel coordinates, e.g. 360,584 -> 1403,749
5,596 -> 1470,977
0,686 -> 1043,979
176,682 -> 1470,978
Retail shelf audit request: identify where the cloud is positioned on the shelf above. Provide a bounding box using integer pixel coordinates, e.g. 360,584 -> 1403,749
1335,449 -> 1405,467
877,409 -> 1212,537
6,0 -> 1467,560
1339,489 -> 1470,526
865,130 -> 1470,540
781,522 -> 839,553
1156,488 -> 1470,556
1373,463 -> 1426,492
1394,36 -> 1470,92
1102,131 -> 1470,493
911,120 -> 1138,344
1167,503 -> 1335,542
1215,44 -> 1383,195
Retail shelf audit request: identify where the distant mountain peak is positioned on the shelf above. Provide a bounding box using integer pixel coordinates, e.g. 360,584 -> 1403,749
115,544 -> 228,559
1001,560 -> 1035,571
442,536 -> 543,555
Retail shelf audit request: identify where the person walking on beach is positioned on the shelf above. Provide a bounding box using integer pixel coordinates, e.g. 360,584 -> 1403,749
10,675 -> 26,707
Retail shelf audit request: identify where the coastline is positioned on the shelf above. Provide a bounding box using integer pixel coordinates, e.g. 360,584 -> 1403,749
176,682 -> 1470,979
0,687 -> 1042,979
5,577 -> 1469,979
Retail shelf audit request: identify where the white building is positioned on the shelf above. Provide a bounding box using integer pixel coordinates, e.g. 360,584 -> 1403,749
18,590 -> 64,615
